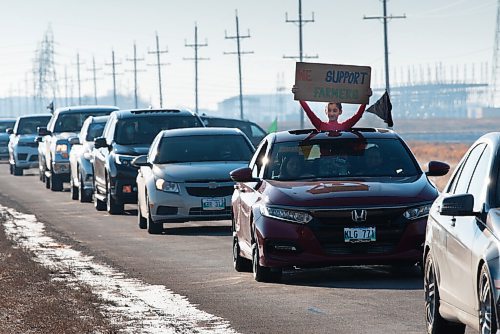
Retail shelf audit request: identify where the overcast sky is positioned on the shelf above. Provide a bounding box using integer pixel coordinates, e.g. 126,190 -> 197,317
0,0 -> 496,110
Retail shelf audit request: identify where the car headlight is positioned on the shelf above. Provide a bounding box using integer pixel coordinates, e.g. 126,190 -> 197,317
115,154 -> 135,166
56,143 -> 68,153
155,178 -> 179,193
260,205 -> 312,224
403,204 -> 432,220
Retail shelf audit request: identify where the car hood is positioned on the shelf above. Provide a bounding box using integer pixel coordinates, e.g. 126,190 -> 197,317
154,161 -> 247,182
54,132 -> 78,141
113,144 -> 150,156
262,174 -> 438,207
17,134 -> 38,143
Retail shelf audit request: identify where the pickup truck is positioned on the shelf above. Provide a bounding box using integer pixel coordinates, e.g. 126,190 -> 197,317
38,105 -> 118,191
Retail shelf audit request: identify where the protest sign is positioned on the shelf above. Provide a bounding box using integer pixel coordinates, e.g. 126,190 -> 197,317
294,62 -> 371,104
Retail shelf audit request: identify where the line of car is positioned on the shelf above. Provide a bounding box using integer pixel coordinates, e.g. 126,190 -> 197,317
5,107 -> 500,333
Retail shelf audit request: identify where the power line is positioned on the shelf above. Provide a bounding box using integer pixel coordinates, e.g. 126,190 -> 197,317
148,32 -> 169,108
284,0 -> 318,129
364,0 -> 406,95
184,23 -> 209,114
74,52 -> 83,105
224,10 -> 253,120
126,42 -> 145,109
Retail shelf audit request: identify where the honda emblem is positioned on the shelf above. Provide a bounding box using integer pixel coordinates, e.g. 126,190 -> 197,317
351,209 -> 367,222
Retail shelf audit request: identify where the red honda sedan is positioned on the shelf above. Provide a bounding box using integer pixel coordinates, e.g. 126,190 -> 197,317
230,128 -> 450,282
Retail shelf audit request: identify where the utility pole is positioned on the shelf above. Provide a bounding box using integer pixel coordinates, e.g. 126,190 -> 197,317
364,0 -> 406,95
126,42 -> 145,109
148,32 -> 168,108
88,56 -> 102,105
63,66 -> 69,106
284,0 -> 318,129
184,23 -> 209,114
105,49 -> 122,106
75,52 -> 83,105
224,10 -> 253,120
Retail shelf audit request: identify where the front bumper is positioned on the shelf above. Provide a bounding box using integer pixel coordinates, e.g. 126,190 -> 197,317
148,182 -> 234,223
13,146 -> 39,169
255,215 -> 426,268
110,177 -> 138,205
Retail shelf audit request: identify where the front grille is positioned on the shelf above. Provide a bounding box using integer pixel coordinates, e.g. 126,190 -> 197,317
308,207 -> 408,256
17,153 -> 28,161
186,186 -> 234,197
19,142 -> 38,148
189,207 -> 231,216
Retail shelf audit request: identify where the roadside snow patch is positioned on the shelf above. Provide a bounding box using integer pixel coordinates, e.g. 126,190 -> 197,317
0,205 -> 238,334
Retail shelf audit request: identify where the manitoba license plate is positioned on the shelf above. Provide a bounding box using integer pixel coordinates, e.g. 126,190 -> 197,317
344,227 -> 376,243
202,198 -> 225,211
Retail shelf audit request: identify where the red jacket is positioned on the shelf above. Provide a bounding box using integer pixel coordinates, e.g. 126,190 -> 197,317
299,100 -> 366,131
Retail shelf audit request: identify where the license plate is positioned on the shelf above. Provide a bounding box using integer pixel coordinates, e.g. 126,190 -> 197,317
202,198 -> 225,211
344,227 -> 376,243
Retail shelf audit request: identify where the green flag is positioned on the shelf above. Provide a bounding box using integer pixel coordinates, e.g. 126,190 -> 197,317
267,117 -> 278,133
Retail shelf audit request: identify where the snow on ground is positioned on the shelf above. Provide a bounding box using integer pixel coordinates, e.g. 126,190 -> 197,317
0,205 -> 238,334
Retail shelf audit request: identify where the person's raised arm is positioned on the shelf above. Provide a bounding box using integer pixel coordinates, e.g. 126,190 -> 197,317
339,104 -> 366,129
292,85 -> 323,131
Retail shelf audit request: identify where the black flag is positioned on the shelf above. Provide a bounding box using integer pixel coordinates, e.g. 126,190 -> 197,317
366,91 -> 393,127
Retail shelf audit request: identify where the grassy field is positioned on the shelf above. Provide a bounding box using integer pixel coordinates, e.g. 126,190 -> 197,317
407,141 -> 470,191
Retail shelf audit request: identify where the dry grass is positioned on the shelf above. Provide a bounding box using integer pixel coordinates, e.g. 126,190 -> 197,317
407,141 -> 470,191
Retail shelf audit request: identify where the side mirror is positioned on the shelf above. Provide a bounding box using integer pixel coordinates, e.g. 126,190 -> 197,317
94,137 -> 108,149
230,167 -> 255,182
6,128 -> 13,135
68,137 -> 80,145
131,155 -> 151,167
426,161 -> 450,177
37,127 -> 51,136
439,194 -> 475,216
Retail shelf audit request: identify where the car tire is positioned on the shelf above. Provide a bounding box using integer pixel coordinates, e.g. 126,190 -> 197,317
45,174 -> 50,189
93,180 -> 106,211
106,177 -> 124,214
479,264 -> 497,334
233,236 -> 251,272
9,163 -> 13,175
13,165 -> 23,176
50,171 -> 63,191
79,173 -> 92,203
252,244 -> 282,283
146,197 -> 162,234
424,252 -> 466,334
137,197 -> 147,229
70,174 -> 78,200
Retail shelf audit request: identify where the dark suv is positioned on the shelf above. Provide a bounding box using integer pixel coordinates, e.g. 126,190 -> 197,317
92,109 -> 204,214
230,128 -> 450,282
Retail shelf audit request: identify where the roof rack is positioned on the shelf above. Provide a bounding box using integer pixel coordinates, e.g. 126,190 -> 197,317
130,109 -> 181,114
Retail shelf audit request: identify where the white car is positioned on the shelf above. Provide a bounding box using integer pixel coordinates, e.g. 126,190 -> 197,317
134,127 -> 255,234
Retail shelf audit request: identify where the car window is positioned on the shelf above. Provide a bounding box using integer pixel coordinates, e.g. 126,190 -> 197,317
251,124 -> 266,137
15,117 -> 50,135
453,143 -> 486,195
86,122 -> 106,141
266,138 -> 419,180
467,145 -> 491,211
0,121 -> 15,133
54,111 -> 111,133
156,134 -> 254,163
115,115 -> 202,145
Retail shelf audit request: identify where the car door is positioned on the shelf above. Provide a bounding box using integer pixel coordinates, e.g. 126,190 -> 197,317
237,140 -> 269,256
93,116 -> 115,195
442,143 -> 487,312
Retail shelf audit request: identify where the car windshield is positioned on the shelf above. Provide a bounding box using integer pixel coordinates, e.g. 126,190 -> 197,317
156,134 -> 254,163
54,111 -> 111,133
115,115 -> 202,145
0,121 -> 15,133
16,117 -> 50,135
85,122 -> 106,141
266,137 -> 420,180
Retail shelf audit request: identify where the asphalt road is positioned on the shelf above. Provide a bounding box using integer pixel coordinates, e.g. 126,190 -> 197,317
0,164 -> 476,334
